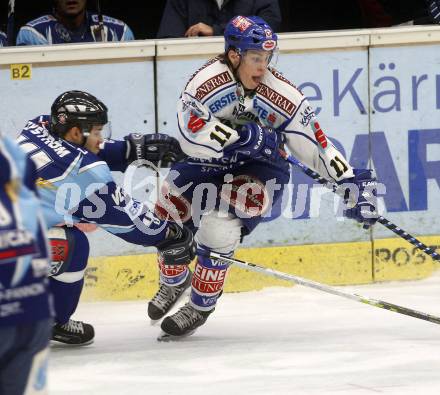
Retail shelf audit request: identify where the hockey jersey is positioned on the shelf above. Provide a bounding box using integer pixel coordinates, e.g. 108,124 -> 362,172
0,135 -> 52,326
16,116 -> 167,247
178,56 -> 354,182
16,13 -> 134,46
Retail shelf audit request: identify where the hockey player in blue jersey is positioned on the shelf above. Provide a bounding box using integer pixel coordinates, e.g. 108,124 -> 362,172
17,90 -> 196,345
149,15 -> 379,339
16,0 -> 134,46
0,134 -> 52,395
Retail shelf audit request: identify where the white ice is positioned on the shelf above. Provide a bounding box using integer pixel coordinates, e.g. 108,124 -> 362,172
49,273 -> 440,395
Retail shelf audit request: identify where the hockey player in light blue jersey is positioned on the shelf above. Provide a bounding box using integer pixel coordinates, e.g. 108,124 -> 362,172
17,90 -> 196,345
0,134 -> 53,395
16,0 -> 134,46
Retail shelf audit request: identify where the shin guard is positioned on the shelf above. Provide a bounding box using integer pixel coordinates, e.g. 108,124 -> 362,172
190,254 -> 229,312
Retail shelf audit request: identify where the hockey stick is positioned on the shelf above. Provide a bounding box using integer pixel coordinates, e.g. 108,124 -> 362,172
7,0 -> 15,46
280,150 -> 440,262
210,252 -> 440,325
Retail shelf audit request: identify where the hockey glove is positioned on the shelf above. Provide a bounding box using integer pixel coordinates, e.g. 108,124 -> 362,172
125,133 -> 186,168
156,222 -> 196,265
339,169 -> 379,229
224,123 -> 282,162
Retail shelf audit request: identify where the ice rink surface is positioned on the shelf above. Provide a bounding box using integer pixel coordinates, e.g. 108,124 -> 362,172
49,273 -> 440,395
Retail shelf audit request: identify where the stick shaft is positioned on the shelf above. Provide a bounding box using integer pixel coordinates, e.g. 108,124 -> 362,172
211,253 -> 440,325
96,0 -> 105,42
282,152 -> 440,261
7,0 -> 15,46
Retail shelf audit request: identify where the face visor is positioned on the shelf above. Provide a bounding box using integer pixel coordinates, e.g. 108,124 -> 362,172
241,48 -> 279,69
84,121 -> 112,141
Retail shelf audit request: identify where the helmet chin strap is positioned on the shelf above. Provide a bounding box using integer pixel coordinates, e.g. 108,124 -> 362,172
225,49 -> 242,81
226,49 -> 257,96
227,49 -> 253,94
78,125 -> 90,147
235,50 -> 262,96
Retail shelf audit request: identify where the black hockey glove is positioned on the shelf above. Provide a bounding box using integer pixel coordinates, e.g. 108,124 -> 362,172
156,222 -> 196,265
125,133 -> 186,168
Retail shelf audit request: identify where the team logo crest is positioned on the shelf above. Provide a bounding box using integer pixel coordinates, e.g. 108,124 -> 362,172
220,174 -> 269,217
232,16 -> 252,32
57,113 -> 67,124
55,23 -> 72,42
154,183 -> 191,223
268,112 -> 277,124
262,40 -> 276,51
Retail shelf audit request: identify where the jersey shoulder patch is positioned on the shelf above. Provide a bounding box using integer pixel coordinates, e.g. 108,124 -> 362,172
257,70 -> 304,118
193,61 -> 234,102
185,57 -> 233,98
26,15 -> 56,28
91,13 -> 125,27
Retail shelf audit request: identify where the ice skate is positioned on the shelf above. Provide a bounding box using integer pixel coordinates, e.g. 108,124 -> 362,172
52,319 -> 95,346
148,271 -> 192,322
157,303 -> 212,341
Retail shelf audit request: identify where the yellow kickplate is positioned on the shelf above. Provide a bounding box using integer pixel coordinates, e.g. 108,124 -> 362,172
81,236 -> 440,302
373,235 -> 440,281
83,240 -> 370,302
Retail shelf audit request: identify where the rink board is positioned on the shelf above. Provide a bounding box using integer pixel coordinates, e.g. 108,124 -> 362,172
2,29 -> 440,302
2,28 -> 440,258
82,235 -> 440,302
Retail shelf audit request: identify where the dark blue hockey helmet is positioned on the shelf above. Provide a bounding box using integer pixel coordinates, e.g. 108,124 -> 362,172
51,90 -> 108,137
224,16 -> 277,54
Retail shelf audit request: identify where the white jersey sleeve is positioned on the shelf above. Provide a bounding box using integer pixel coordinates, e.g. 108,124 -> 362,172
177,58 -> 240,159
265,71 -> 354,181
283,100 -> 354,181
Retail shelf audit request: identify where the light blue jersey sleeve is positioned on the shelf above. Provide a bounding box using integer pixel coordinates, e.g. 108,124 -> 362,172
16,26 -> 49,46
122,25 -> 135,41
0,31 -> 7,46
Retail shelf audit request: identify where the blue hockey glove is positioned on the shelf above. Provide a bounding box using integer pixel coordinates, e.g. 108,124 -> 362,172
224,123 -> 282,162
339,169 -> 379,229
125,133 -> 186,167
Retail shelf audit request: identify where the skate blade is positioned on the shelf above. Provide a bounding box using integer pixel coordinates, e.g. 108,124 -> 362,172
50,339 -> 94,347
157,330 -> 196,342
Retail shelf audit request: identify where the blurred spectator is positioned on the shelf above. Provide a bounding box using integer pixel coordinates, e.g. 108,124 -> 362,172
16,0 -> 134,46
0,30 -> 6,46
278,0 -> 365,32
356,0 -> 393,27
278,0 -> 431,32
426,0 -> 440,23
359,0 -> 430,26
157,0 -> 281,38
